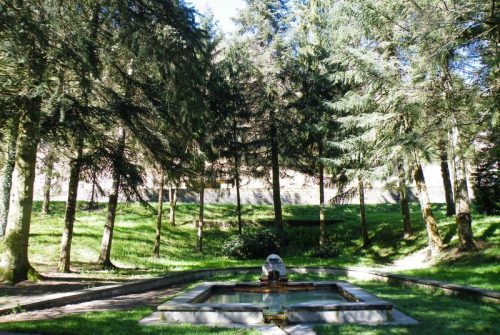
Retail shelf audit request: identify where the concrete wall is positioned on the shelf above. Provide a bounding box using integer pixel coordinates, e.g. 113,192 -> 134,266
32,163 -> 473,205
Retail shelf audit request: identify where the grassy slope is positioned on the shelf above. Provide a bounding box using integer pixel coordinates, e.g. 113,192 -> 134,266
0,274 -> 498,335
19,201 -> 500,289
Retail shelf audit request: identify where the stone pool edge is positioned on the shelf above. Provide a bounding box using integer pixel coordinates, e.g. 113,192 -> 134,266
157,281 -> 395,325
1,265 -> 497,316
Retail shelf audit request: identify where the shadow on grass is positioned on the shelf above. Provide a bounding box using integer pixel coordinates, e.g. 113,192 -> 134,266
313,278 -> 500,335
479,221 -> 499,240
0,307 -> 256,335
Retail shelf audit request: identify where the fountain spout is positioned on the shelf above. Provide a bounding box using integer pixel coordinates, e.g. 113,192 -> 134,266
260,254 -> 288,285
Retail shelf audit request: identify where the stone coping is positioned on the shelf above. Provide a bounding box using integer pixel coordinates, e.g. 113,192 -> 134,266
158,281 -> 393,313
0,265 -> 497,316
289,267 -> 500,303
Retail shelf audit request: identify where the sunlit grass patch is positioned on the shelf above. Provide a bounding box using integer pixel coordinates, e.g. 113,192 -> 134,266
26,201 -> 499,289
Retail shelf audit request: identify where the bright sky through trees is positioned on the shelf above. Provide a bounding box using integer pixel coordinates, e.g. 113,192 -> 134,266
188,0 -> 246,33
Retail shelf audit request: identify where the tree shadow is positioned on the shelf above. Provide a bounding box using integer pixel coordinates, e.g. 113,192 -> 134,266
479,221 -> 499,240
443,225 -> 457,244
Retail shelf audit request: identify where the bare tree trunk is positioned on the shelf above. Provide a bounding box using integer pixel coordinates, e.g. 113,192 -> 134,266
439,143 -> 455,216
270,109 -> 283,235
451,126 -> 474,250
58,139 -> 83,272
318,142 -> 326,247
197,179 -> 205,252
234,156 -> 242,236
398,165 -> 413,238
0,116 -> 19,236
88,170 -> 97,211
358,177 -> 370,247
41,152 -> 55,216
169,186 -> 177,226
98,128 -> 125,268
413,164 -> 443,256
0,99 -> 42,284
232,117 -> 243,235
153,169 -> 165,258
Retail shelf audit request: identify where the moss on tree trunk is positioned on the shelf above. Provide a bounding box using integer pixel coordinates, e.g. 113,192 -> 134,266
0,100 -> 41,284
414,164 -> 443,256
0,116 -> 19,236
450,126 -> 474,251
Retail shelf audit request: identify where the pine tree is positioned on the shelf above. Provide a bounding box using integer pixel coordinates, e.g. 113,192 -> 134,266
0,0 -> 50,283
236,0 -> 292,236
286,0 -> 344,247
323,0 -> 444,254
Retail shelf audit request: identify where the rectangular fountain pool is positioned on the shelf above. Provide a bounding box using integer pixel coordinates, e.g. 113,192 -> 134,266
202,288 -> 346,312
158,281 -> 394,325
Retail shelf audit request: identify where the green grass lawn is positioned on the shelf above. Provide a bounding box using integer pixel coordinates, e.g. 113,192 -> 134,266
0,274 -> 497,335
0,307 -> 258,335
14,201 -> 500,290
312,276 -> 500,335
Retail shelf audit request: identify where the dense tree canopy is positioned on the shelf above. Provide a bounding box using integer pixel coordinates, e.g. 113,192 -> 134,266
0,0 -> 497,283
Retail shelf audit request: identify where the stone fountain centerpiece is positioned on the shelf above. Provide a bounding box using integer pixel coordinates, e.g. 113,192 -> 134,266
148,253 -> 407,326
260,254 -> 288,283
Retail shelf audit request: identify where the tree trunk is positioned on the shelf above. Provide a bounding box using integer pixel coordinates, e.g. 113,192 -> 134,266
153,170 -> 165,258
232,117 -> 243,235
0,116 -> 19,236
358,177 -> 370,247
169,186 -> 177,226
442,53 -> 474,250
57,139 -> 83,272
41,152 -> 55,216
270,109 -> 283,235
0,99 -> 41,284
439,143 -> 455,216
98,128 -> 125,268
88,170 -> 97,211
413,164 -> 443,256
451,126 -> 474,251
318,142 -> 326,247
197,179 -> 205,252
398,165 -> 413,238
234,156 -> 242,236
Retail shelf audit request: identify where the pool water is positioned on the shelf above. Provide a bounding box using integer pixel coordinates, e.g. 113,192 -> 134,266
201,289 -> 346,312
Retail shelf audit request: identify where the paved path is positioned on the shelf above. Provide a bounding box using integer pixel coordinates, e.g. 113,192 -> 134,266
0,286 -> 182,324
0,277 -> 126,308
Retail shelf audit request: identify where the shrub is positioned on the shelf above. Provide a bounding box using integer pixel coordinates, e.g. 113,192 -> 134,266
308,237 -> 343,259
221,229 -> 281,260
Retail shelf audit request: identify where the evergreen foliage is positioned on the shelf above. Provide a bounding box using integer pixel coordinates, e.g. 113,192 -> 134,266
0,0 -> 497,283
473,129 -> 500,215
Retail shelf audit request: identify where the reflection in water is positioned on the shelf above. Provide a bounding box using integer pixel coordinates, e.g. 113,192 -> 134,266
202,289 -> 345,312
